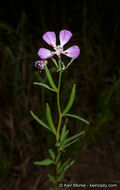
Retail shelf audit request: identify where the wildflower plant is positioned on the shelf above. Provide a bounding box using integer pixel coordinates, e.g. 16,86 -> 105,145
30,30 -> 89,189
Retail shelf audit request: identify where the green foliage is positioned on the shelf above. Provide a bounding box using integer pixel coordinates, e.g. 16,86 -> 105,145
63,138 -> 79,149
66,58 -> 75,69
61,131 -> 85,150
55,152 -> 61,162
60,123 -> 69,143
63,131 -> 85,145
46,103 -> 56,134
33,82 -> 56,92
30,111 -> 53,133
34,159 -> 54,166
57,159 -> 75,182
55,121 -> 85,151
45,65 -> 57,92
49,149 -> 55,160
63,84 -> 76,115
51,58 -> 58,69
64,113 -> 89,125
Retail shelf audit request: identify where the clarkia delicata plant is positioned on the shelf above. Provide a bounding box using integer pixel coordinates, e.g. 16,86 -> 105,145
31,29 -> 89,190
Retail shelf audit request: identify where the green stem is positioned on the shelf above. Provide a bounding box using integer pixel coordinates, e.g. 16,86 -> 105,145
56,70 -> 62,142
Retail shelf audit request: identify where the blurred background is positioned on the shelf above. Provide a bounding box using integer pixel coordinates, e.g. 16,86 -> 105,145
0,0 -> 120,189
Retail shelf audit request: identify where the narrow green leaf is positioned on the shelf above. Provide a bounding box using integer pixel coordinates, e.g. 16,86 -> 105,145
33,82 -> 56,92
56,152 -> 61,162
51,58 -> 58,68
64,160 -> 75,172
64,113 -> 89,125
49,149 -> 55,160
59,158 -> 70,174
63,84 -> 76,115
46,103 -> 56,134
58,160 -> 74,182
34,159 -> 54,166
64,138 -> 79,148
45,65 -> 57,92
64,131 -> 85,145
30,111 -> 52,133
66,58 -> 75,69
60,124 -> 69,143
61,61 -> 65,70
60,123 -> 66,142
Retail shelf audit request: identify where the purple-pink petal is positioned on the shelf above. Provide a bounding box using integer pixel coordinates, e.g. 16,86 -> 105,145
63,45 -> 80,58
43,32 -> 56,47
59,30 -> 72,47
38,48 -> 52,59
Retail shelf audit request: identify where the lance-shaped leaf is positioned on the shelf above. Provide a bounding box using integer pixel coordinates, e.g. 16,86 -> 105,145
59,158 -> 70,174
66,58 -> 75,69
46,103 -> 56,134
56,152 -> 61,162
49,149 -> 55,160
62,84 -> 76,115
30,111 -> 52,133
45,65 -> 57,92
64,113 -> 89,125
34,159 -> 54,166
64,138 -> 79,148
33,82 -> 56,92
51,58 -> 58,68
63,131 -> 85,146
63,160 -> 75,176
60,123 -> 69,143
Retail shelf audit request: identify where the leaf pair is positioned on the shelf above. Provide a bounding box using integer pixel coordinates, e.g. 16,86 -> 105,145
56,121 -> 85,151
30,102 -> 56,135
34,65 -> 57,92
57,158 -> 75,182
30,111 -> 52,133
62,131 -> 85,149
62,84 -> 89,125
56,58 -> 75,72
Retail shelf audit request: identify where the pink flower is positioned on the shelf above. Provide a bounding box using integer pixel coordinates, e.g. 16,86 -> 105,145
38,30 -> 80,59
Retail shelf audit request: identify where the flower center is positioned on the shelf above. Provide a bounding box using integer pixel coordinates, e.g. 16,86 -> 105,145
54,45 -> 63,56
